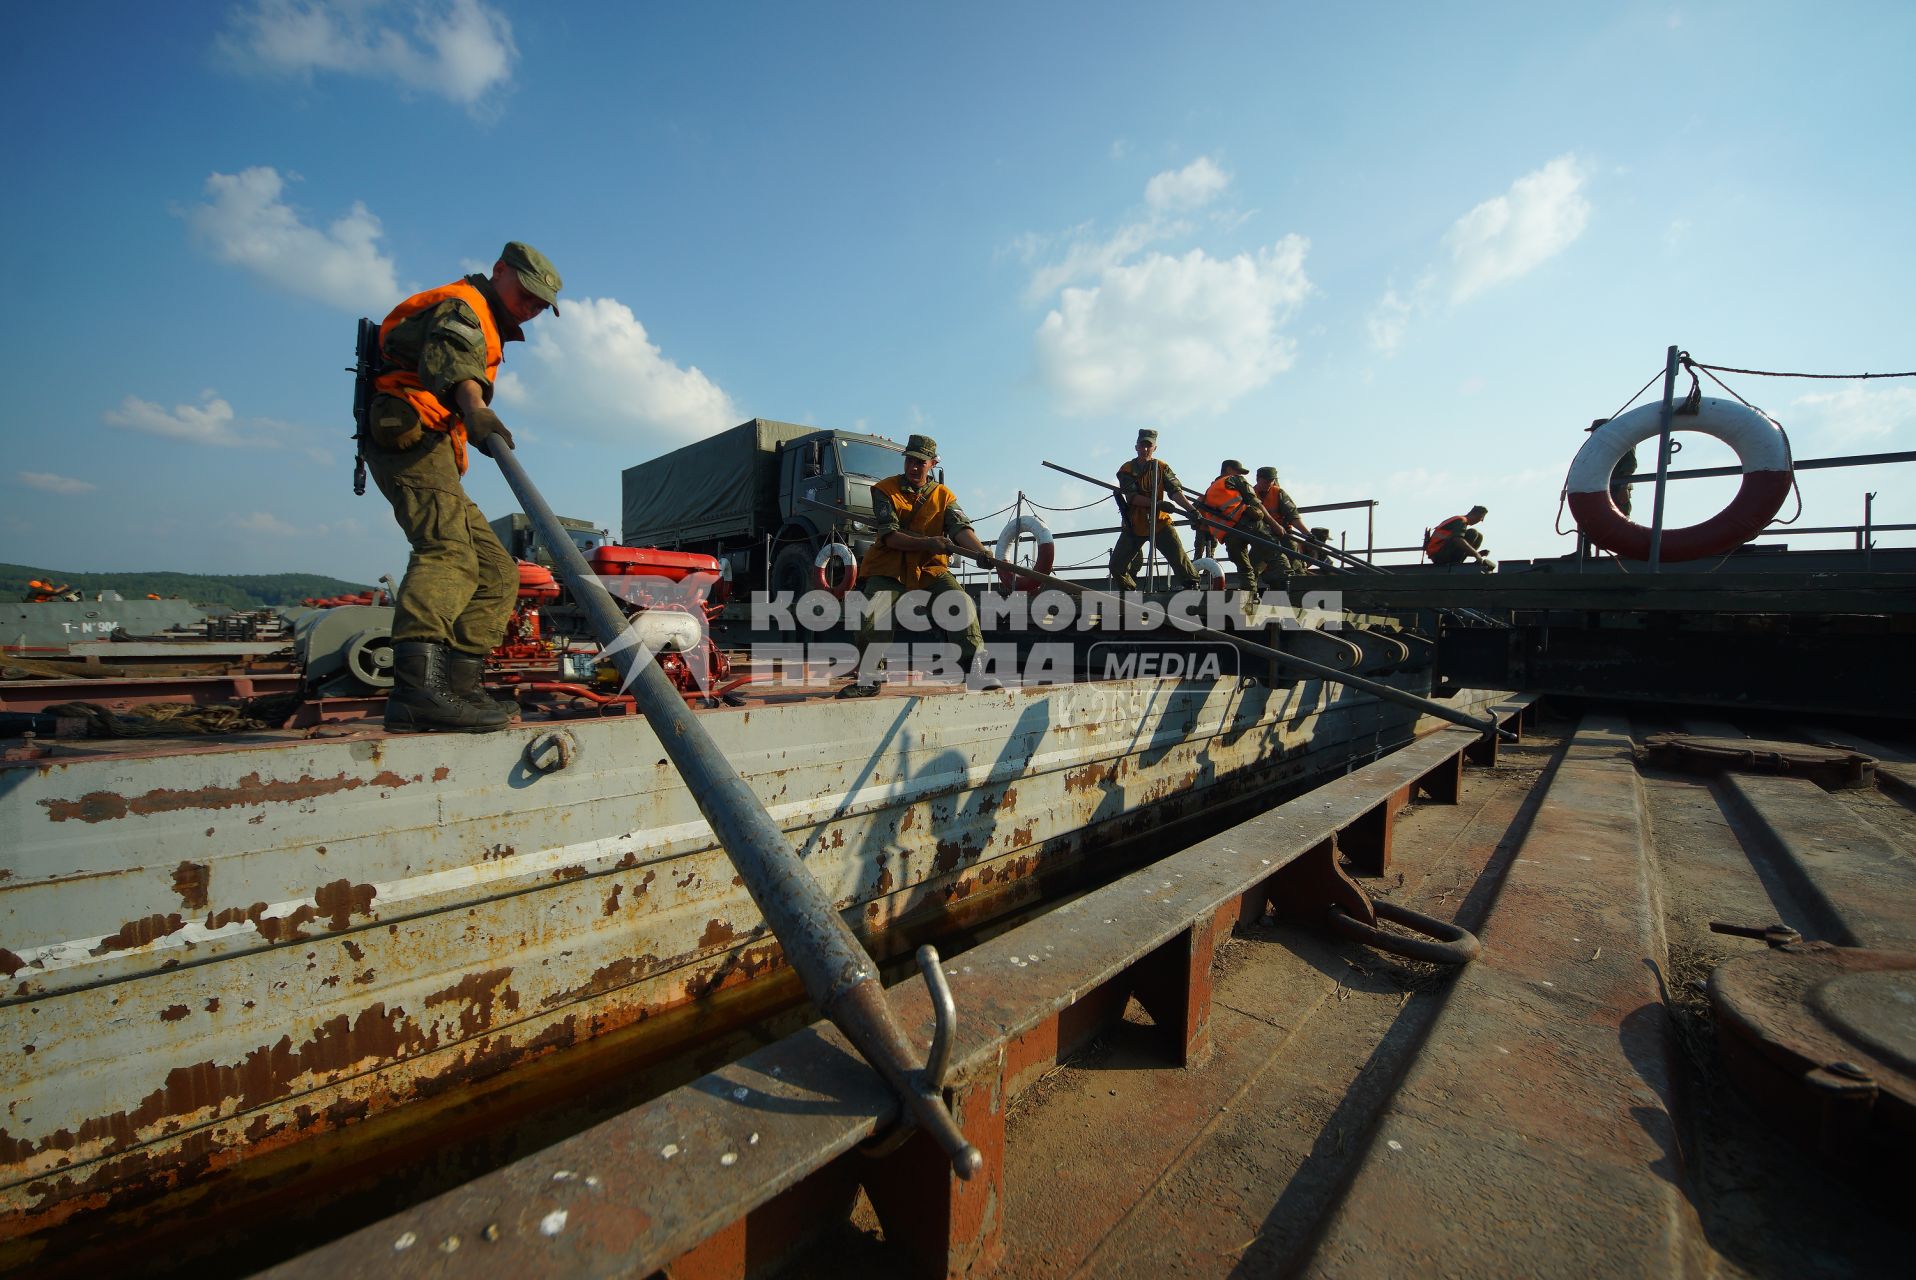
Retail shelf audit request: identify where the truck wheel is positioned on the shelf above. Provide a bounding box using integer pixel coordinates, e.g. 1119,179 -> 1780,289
771,543 -> 815,601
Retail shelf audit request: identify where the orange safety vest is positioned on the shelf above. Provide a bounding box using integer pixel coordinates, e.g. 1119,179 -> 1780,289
1254,482 -> 1282,520
374,280 -> 503,475
1118,459 -> 1176,535
860,476 -> 957,590
1201,475 -> 1251,537
1425,516 -> 1470,557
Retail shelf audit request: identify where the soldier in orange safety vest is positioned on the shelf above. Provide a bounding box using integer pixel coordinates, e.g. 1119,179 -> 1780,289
363,241 -> 564,733
1425,505 -> 1493,569
1199,460 -> 1283,594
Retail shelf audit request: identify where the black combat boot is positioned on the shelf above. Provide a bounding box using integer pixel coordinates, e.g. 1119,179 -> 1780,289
444,649 -> 515,721
385,641 -> 510,733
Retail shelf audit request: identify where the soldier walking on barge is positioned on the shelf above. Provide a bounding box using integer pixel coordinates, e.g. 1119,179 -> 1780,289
1108,429 -> 1201,591
839,434 -> 1000,697
361,241 -> 564,733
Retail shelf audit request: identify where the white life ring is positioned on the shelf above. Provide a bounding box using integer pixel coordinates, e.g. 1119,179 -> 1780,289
995,513 -> 1055,593
813,542 -> 858,596
1567,396 -> 1792,562
1192,556 -> 1228,592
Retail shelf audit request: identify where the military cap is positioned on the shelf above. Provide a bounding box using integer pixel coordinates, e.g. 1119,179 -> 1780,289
1220,459 -> 1247,475
903,433 -> 939,461
1137,429 -> 1158,445
1255,466 -> 1277,482
502,241 -> 564,315
1468,504 -> 1489,517
1585,417 -> 1610,432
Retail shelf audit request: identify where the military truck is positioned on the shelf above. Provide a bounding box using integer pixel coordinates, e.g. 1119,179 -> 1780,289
487,513 -> 610,567
620,419 -> 907,596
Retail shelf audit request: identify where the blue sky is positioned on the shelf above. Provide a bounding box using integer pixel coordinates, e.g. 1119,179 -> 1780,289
4,1 -> 1913,583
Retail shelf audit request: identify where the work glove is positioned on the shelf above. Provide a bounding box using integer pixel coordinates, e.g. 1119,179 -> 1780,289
464,405 -> 515,452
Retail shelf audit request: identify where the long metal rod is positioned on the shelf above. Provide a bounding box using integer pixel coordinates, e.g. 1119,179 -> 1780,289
804,497 -> 1513,742
1655,448 -> 1916,483
1646,344 -> 1681,572
482,440 -> 981,1178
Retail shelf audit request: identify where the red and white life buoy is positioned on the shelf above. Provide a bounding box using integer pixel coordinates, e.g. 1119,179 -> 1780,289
813,542 -> 858,596
1192,556 -> 1227,592
995,513 -> 1056,593
1567,397 -> 1793,562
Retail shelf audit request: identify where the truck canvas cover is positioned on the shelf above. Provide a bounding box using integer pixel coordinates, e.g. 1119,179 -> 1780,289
622,419 -> 816,546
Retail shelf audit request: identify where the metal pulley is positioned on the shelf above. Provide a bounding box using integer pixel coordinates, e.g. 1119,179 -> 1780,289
292,604 -> 397,694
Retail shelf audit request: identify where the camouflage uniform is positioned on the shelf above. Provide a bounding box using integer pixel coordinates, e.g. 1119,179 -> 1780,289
365,273 -> 522,651
1109,455 -> 1199,589
851,473 -> 983,680
1255,473 -> 1307,577
1210,472 -> 1281,594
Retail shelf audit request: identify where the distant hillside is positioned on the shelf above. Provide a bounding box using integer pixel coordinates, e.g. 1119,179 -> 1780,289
2,563 -> 375,609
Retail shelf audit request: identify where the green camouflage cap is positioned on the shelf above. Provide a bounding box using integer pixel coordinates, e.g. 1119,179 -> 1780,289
1220,458 -> 1247,475
1255,466 -> 1277,482
1136,429 -> 1158,444
903,433 -> 938,461
502,241 -> 563,315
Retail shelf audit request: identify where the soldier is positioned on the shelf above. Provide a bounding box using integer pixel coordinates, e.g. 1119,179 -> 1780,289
839,434 -> 1000,697
1108,429 -> 1200,590
1426,505 -> 1493,569
1200,460 -> 1283,594
1253,466 -> 1314,576
1587,418 -> 1638,517
364,241 -> 564,733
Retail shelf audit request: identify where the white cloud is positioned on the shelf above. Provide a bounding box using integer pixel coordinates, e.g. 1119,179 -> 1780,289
105,391 -> 247,445
1445,154 -> 1591,303
502,296 -> 741,444
1023,220 -> 1164,306
1035,237 -> 1312,419
17,471 -> 97,495
1145,157 -> 1231,213
1367,286 -> 1417,357
185,167 -> 398,312
1791,385 -> 1916,443
229,511 -> 302,536
104,389 -> 333,463
217,0 -> 516,109
1366,156 -> 1591,353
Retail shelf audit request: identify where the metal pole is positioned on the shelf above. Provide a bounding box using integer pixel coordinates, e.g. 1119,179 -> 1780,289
1865,491 -> 1876,570
1147,465 -> 1161,593
481,440 -> 981,1178
1645,345 -> 1680,571
1366,503 -> 1375,564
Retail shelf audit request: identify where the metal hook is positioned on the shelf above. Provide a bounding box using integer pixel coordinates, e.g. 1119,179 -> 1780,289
917,944 -> 956,1091
852,945 -> 982,1177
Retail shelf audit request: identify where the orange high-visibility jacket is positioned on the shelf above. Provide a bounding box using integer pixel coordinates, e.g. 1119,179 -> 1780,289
1201,475 -> 1252,537
860,476 -> 957,590
374,280 -> 502,475
1425,516 -> 1471,557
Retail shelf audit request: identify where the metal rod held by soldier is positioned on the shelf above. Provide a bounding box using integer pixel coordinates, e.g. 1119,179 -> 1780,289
804,497 -> 1513,742
480,438 -> 983,1179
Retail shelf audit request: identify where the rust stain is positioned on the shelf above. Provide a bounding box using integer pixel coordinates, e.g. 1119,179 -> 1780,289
422,968 -> 515,1039
342,940 -> 365,963
539,953 -> 663,1009
204,998 -> 220,1013
602,884 -> 623,917
1010,824 -> 1035,846
552,865 -> 586,881
353,969 -> 377,985
999,785 -> 1019,810
875,867 -> 896,895
39,769 -> 425,824
482,844 -> 516,862
171,862 -> 210,911
698,918 -> 737,949
91,914 -> 187,955
829,828 -> 845,849
898,806 -> 917,832
1063,762 -> 1111,793
313,880 -> 377,932
159,1005 -> 189,1023
432,766 -> 450,781
0,950 -> 23,977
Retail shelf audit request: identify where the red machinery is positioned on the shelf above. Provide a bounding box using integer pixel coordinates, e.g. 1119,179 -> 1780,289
492,548 -> 733,704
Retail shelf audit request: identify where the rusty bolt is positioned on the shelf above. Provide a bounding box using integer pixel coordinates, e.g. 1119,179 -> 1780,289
1827,1060 -> 1872,1081
482,1223 -> 501,1242
522,730 -> 578,775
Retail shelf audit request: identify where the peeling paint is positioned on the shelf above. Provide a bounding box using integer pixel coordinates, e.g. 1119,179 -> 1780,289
39,770 -> 424,824
170,862 -> 210,911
